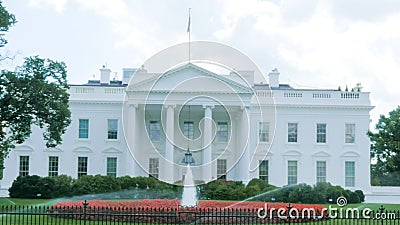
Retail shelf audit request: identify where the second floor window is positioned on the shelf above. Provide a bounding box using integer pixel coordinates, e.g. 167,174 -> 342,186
259,122 -> 269,142
345,124 -> 356,143
316,123 -> 327,143
216,122 -> 228,142
107,119 -> 118,140
79,119 -> 89,139
184,121 -> 194,140
287,123 -> 298,143
149,121 -> 161,142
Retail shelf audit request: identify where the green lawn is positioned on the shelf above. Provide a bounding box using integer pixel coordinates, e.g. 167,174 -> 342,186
0,198 -> 52,206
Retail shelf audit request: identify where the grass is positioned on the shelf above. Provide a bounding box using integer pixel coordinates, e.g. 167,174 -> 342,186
0,198 -> 52,206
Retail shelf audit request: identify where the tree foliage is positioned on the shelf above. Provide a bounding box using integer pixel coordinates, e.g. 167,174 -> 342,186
0,1 -> 71,162
0,56 -> 71,156
368,106 -> 400,185
0,1 -> 16,48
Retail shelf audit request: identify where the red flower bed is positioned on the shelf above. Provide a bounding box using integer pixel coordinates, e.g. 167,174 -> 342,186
50,199 -> 327,224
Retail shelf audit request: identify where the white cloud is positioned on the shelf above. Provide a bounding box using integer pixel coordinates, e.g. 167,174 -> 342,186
28,0 -> 68,13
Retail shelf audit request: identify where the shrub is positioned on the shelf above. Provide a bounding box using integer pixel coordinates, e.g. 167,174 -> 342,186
347,191 -> 361,204
50,175 -> 73,198
9,175 -> 56,198
354,190 -> 365,202
71,175 -> 121,196
247,178 -> 266,190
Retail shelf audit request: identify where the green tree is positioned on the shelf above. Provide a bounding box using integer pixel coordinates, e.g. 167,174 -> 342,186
0,2 -> 71,177
368,106 -> 400,186
0,1 -> 16,48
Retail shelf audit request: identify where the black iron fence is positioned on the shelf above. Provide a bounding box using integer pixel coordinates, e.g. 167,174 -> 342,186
0,201 -> 399,225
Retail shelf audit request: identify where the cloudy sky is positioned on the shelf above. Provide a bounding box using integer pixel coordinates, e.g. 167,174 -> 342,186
2,0 -> 400,126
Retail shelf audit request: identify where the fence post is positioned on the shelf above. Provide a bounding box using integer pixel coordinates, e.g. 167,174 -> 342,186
286,204 -> 292,225
379,205 -> 385,225
83,200 -> 89,225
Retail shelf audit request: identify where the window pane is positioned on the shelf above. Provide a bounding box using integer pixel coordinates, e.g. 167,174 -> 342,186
216,122 -> 228,142
183,121 -> 194,140
78,157 -> 88,178
288,123 -> 298,143
345,124 -> 356,143
316,161 -> 326,183
48,156 -> 59,177
345,161 -> 355,187
217,159 -> 227,180
316,123 -> 327,143
259,160 -> 269,183
288,160 -> 297,185
259,122 -> 269,142
79,119 -> 89,139
149,158 -> 159,178
107,157 -> 117,177
107,119 -> 118,140
19,156 -> 29,177
149,121 -> 161,142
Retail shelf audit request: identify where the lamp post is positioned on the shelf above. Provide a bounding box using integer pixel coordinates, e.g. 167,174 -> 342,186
181,148 -> 195,165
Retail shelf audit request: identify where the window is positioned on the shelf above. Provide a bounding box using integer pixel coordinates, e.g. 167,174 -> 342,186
78,119 -> 89,139
288,160 -> 297,185
216,122 -> 228,142
183,121 -> 194,140
149,121 -> 161,142
48,156 -> 59,177
217,159 -> 227,180
345,161 -> 355,187
107,119 -> 118,140
259,122 -> 269,142
345,124 -> 356,143
77,157 -> 88,178
287,123 -> 298,143
107,157 -> 117,177
19,156 -> 29,177
316,123 -> 327,143
259,160 -> 269,183
316,161 -> 326,183
149,158 -> 159,178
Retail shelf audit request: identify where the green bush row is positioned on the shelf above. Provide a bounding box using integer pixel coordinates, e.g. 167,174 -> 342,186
199,178 -> 364,204
8,175 -> 182,199
9,175 -> 365,204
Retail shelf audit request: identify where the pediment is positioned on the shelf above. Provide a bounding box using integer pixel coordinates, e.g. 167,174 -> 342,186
102,147 -> 122,154
341,151 -> 360,157
44,147 -> 63,152
127,63 -> 253,94
312,151 -> 331,157
14,145 -> 34,152
72,146 -> 93,153
283,150 -> 302,157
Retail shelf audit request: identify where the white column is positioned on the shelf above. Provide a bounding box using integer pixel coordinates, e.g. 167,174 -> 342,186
202,105 -> 213,182
127,104 -> 142,176
163,105 -> 175,182
237,106 -> 250,182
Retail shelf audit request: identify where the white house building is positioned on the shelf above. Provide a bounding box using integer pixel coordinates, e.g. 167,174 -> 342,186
0,63 -> 373,196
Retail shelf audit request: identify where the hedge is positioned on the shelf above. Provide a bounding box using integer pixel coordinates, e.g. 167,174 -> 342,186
8,176 -> 365,204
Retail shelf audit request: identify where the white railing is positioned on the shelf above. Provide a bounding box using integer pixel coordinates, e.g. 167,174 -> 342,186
256,90 -> 370,106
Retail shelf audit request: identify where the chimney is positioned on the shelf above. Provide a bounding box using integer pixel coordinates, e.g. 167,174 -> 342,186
100,65 -> 111,85
268,68 -> 280,88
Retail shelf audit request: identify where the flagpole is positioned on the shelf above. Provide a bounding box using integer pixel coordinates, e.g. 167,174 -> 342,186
187,8 -> 191,62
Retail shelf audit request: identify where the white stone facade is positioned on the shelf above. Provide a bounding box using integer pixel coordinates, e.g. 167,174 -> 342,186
0,64 -> 373,196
